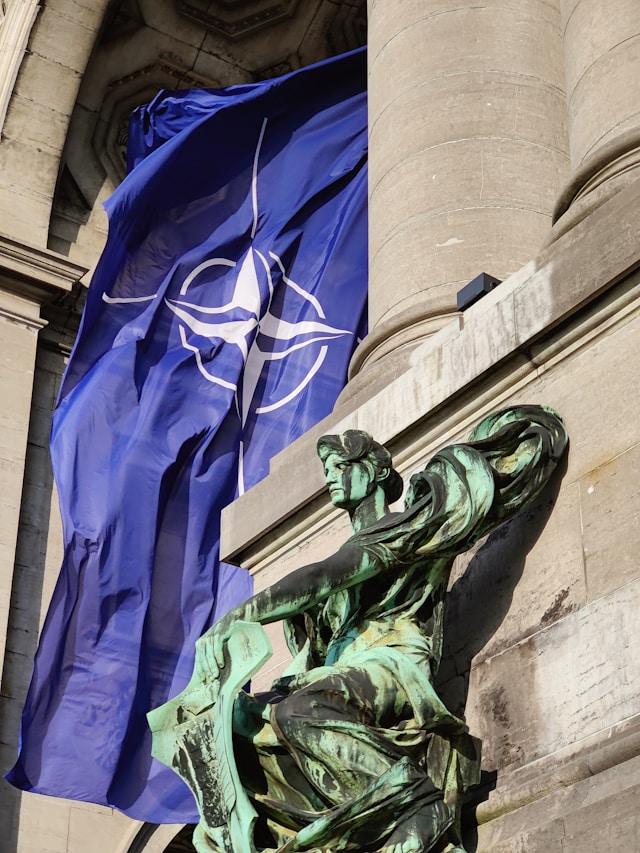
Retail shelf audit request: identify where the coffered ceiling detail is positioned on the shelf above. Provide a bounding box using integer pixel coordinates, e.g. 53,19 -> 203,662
176,0 -> 300,39
93,56 -> 219,184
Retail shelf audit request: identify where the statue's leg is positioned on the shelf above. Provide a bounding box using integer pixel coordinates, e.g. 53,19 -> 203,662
271,667 -> 413,805
232,689 -> 330,843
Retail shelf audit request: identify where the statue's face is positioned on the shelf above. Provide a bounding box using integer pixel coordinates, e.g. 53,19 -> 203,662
323,452 -> 375,510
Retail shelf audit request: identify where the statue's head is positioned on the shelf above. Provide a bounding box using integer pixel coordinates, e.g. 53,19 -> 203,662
316,429 -> 403,511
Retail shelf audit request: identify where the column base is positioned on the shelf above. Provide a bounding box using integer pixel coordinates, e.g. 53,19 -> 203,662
348,304 -> 459,379
548,127 -> 640,245
337,306 -> 459,409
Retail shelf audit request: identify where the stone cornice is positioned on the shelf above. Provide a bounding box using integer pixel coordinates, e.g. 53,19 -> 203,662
0,233 -> 87,303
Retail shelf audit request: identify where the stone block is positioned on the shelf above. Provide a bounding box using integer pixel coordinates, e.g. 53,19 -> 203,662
465,579 -> 640,773
523,309 -> 640,485
475,753 -> 640,851
563,0 -> 640,163
370,2 -> 563,121
476,819 -> 565,853
1,648 -> 35,700
568,34 -> 640,162
13,51 -> 82,118
29,5 -> 102,75
251,621 -> 292,694
0,136 -> 60,218
43,0 -> 110,31
21,446 -> 53,495
191,49 -> 252,87
140,0 -> 214,50
370,135 -> 566,255
0,188 -> 50,246
15,791 -> 70,850
444,481 -> 585,683
369,73 -> 568,180
563,0 -> 640,94
580,442 -> 640,601
2,94 -> 70,157
199,4 -> 316,73
67,803 -> 133,853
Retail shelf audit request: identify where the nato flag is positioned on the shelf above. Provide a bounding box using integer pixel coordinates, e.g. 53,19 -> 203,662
7,48 -> 367,822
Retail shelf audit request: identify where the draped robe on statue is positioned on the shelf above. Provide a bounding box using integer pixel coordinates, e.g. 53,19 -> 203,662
149,406 -> 567,852
223,407 -> 567,852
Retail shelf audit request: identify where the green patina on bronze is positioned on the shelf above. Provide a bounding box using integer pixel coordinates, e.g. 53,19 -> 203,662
148,405 -> 568,853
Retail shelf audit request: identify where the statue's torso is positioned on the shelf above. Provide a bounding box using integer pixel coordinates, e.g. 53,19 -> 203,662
286,554 -> 453,677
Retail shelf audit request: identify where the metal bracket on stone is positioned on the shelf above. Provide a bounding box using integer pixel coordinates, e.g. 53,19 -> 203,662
456,273 -> 502,311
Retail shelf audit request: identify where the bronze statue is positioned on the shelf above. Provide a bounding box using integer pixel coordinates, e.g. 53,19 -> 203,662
148,405 -> 568,852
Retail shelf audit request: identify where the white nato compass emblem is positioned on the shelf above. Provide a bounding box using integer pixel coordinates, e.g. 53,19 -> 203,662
103,118 -> 352,492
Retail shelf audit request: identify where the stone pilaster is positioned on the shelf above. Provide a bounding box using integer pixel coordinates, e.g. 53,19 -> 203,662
0,234 -> 85,684
551,0 -> 640,239
352,0 -> 569,378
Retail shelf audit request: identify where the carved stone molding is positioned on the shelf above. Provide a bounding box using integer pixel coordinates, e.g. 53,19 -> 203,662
0,233 -> 87,302
92,55 -> 219,184
100,0 -> 145,44
327,0 -> 366,55
0,233 -> 86,333
176,0 -> 300,39
0,0 -> 40,136
254,55 -> 299,80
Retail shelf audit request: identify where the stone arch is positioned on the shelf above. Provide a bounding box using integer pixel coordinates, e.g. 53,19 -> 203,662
0,0 -> 112,247
44,0 -> 366,269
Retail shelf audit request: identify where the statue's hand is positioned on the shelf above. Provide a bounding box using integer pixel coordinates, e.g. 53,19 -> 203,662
194,618 -> 234,687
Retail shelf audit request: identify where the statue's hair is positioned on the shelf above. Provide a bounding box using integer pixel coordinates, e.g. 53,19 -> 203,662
316,429 -> 404,503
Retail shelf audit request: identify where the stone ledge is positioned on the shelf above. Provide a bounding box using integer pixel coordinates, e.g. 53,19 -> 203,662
0,232 -> 87,303
221,175 -> 640,562
469,728 -> 640,850
472,712 -> 640,830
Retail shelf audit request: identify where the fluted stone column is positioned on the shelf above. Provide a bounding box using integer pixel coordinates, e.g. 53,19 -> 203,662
352,0 -> 569,376
552,0 -> 640,237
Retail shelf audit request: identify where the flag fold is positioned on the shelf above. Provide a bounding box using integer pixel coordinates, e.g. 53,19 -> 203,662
7,47 -> 367,823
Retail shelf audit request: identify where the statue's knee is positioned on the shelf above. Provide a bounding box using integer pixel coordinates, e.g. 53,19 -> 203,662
272,692 -> 308,743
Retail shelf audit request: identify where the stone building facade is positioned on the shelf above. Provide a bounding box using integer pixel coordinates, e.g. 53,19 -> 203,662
0,1 -> 639,851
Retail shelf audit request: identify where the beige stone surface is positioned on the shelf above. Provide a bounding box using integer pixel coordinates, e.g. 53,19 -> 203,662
0,301 -> 39,683
0,0 -> 110,245
562,0 -> 640,164
366,0 -> 569,353
581,442 -> 640,602
554,0 -> 640,234
444,481 -> 586,674
475,753 -> 640,851
466,579 -> 640,772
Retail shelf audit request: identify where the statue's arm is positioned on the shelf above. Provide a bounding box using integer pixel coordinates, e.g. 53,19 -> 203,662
205,541 -> 379,648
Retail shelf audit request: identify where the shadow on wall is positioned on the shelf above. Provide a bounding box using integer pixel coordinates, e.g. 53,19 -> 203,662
437,453 -> 569,851
127,822 -> 197,852
0,346 -> 61,853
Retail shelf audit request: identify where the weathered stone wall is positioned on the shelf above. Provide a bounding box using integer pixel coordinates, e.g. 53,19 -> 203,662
223,180 -> 640,850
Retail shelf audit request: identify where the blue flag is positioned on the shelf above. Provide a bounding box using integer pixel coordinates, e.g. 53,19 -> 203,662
8,48 -> 367,822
